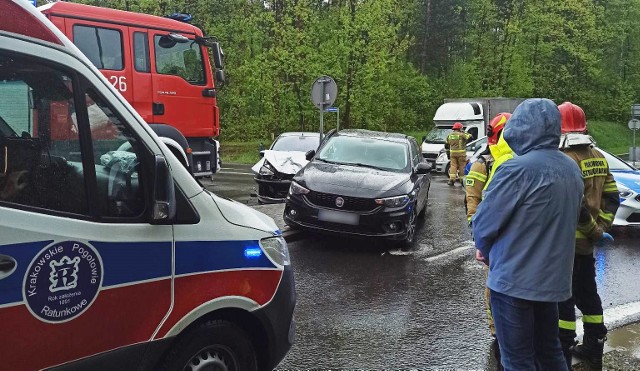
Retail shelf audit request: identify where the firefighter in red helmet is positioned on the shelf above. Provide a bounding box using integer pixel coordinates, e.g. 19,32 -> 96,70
445,122 -> 472,185
557,101 -> 619,370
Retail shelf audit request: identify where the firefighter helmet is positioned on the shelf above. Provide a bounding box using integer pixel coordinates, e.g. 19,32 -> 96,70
558,101 -> 587,134
487,112 -> 511,146
452,122 -> 463,130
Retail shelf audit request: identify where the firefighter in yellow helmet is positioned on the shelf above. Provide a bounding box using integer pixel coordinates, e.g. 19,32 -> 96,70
445,122 -> 472,185
465,112 -> 513,369
556,102 -> 619,370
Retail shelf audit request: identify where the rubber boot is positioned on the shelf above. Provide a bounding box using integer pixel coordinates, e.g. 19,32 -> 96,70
559,333 -> 578,370
447,179 -> 454,186
572,335 -> 605,370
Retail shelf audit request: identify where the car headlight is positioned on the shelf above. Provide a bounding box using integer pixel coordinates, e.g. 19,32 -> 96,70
289,181 -> 309,195
375,194 -> 410,208
617,182 -> 633,199
259,161 -> 275,176
259,236 -> 290,266
436,152 -> 447,161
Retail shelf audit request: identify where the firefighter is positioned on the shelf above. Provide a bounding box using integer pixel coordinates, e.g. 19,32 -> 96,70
466,112 -> 512,370
445,122 -> 472,185
557,102 -> 620,370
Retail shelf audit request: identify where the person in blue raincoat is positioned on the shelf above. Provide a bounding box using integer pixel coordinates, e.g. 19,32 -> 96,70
471,98 -> 584,371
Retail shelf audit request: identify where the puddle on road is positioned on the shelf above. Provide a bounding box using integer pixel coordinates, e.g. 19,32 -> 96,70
607,321 -> 640,358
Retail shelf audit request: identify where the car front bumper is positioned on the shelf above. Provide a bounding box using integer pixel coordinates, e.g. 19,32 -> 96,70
254,176 -> 294,203
283,193 -> 412,240
613,196 -> 640,226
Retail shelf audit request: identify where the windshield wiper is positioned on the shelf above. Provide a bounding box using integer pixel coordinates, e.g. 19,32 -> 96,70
315,158 -> 336,164
349,162 -> 387,171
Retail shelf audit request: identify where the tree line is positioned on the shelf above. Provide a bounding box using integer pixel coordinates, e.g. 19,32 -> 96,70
74,0 -> 640,139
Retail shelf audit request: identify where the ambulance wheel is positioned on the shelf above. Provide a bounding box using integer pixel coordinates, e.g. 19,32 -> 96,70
163,320 -> 258,371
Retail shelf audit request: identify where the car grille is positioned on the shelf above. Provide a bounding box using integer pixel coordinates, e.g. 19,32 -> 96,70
627,213 -> 640,223
305,191 -> 378,212
422,153 -> 437,160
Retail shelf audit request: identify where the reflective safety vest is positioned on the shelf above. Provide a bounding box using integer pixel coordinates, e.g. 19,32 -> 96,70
446,131 -> 472,156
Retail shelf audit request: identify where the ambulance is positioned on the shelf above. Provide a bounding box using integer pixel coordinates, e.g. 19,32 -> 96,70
0,1 -> 295,370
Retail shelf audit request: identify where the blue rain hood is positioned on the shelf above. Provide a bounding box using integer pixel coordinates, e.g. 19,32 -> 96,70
504,98 -> 561,156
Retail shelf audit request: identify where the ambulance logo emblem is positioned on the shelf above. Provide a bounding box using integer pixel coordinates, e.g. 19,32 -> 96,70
24,241 -> 103,323
49,256 -> 81,292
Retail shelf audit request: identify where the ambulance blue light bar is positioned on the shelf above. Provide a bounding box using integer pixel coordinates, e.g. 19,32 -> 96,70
244,246 -> 263,259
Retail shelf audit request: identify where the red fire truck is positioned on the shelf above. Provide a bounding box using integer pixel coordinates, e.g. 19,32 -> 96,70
40,2 -> 225,177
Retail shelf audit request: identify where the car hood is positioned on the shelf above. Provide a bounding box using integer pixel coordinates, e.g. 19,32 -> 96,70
251,150 -> 309,175
612,170 -> 640,193
296,161 -> 410,197
209,192 -> 279,233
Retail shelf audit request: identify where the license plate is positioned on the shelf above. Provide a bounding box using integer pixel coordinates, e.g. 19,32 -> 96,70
317,209 -> 359,225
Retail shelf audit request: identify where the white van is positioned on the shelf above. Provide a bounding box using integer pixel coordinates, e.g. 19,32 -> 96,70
0,1 -> 295,370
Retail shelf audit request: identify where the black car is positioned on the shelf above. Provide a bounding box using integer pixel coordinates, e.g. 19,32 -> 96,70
283,129 -> 431,246
252,132 -> 321,203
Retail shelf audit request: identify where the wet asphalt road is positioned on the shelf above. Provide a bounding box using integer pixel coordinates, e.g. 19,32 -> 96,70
206,164 -> 640,369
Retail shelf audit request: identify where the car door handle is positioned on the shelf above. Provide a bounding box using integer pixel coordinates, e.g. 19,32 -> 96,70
0,254 -> 17,280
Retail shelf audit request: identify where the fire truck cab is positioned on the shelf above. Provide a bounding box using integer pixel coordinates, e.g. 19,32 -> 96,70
40,2 -> 225,177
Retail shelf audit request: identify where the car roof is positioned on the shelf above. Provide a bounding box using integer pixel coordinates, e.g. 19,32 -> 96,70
277,132 -> 320,138
335,129 -> 411,143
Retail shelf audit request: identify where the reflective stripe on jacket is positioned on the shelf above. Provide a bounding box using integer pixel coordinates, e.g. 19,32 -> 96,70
466,158 -> 488,223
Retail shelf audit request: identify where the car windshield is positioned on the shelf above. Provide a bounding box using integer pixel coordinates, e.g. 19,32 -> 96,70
316,135 -> 409,172
424,127 -> 452,143
598,148 -> 636,171
271,135 -> 320,152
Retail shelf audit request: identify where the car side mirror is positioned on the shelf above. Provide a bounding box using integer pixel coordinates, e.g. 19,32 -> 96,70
151,155 -> 176,224
305,150 -> 316,161
259,150 -> 265,158
416,162 -> 432,174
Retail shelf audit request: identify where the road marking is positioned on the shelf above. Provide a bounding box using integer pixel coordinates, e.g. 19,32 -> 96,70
425,243 -> 474,262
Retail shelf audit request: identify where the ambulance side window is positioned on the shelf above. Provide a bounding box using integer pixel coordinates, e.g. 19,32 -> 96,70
84,90 -> 145,218
0,52 -> 87,214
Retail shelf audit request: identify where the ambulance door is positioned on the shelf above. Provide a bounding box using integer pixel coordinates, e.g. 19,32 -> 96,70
0,52 -> 172,370
66,20 -> 134,102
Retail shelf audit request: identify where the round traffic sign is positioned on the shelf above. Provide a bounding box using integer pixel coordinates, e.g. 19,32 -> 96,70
629,119 -> 640,130
310,76 -> 337,109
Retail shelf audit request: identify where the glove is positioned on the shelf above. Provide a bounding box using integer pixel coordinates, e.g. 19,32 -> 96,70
596,232 -> 614,246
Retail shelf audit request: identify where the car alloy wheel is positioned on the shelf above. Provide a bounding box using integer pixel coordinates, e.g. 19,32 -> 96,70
404,207 -> 417,246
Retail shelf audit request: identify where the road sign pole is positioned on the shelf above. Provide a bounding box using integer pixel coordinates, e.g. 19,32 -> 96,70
336,107 -> 340,132
631,130 -> 637,166
320,82 -> 325,143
